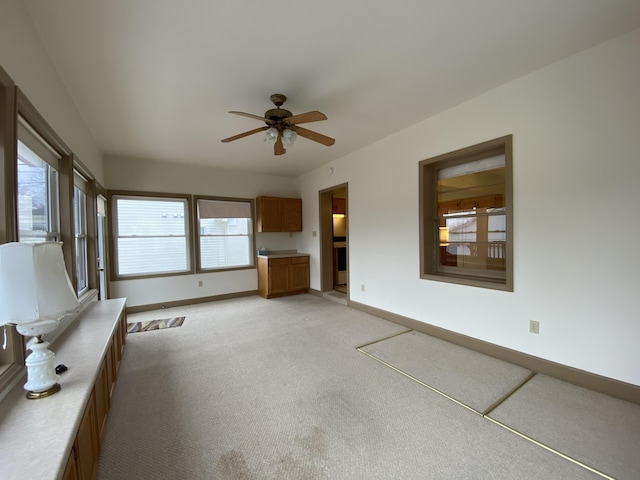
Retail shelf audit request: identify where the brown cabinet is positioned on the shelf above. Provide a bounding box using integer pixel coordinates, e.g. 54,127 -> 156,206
63,450 -> 78,480
258,255 -> 310,298
75,392 -> 98,480
63,307 -> 127,480
332,197 -> 346,214
256,196 -> 302,232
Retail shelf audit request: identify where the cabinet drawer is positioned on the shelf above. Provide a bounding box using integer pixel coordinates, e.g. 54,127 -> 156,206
268,258 -> 290,266
290,256 -> 309,265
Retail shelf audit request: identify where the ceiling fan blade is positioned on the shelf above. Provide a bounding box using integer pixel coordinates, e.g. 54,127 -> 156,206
274,133 -> 286,155
221,126 -> 268,143
295,126 -> 336,146
286,111 -> 327,125
229,111 -> 272,123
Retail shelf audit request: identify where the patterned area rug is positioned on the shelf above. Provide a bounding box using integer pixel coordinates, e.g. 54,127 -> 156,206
127,317 -> 185,334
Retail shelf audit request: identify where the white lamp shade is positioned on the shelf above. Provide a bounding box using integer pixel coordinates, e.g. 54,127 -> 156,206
0,242 -> 80,327
264,127 -> 278,145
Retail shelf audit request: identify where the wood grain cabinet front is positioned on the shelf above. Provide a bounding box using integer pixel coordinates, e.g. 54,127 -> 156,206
256,196 -> 302,232
258,256 -> 310,298
63,306 -> 128,480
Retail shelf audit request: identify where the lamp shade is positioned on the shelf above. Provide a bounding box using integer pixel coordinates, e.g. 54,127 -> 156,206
0,242 -> 80,327
282,128 -> 297,148
264,127 -> 278,145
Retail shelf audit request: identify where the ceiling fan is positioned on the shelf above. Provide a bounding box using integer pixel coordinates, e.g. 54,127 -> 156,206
221,94 -> 335,155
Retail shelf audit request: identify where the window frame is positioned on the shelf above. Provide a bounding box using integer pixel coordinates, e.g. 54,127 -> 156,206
419,135 -> 513,291
108,191 -> 194,280
74,171 -> 89,295
194,195 -> 256,273
1,75 -> 101,398
16,132 -> 61,243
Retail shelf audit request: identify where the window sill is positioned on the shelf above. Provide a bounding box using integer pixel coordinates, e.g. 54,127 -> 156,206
421,273 -> 513,292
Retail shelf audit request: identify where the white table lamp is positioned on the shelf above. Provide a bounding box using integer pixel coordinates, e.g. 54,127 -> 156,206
0,242 -> 80,399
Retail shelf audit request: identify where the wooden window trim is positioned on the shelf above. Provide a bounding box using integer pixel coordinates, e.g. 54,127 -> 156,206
419,135 -> 513,291
107,190 -> 195,281
194,195 -> 256,274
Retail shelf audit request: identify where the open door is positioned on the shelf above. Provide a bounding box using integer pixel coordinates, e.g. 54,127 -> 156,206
319,184 -> 348,298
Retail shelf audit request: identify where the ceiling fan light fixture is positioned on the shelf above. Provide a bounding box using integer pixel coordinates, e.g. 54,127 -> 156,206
282,128 -> 297,148
264,127 -> 278,145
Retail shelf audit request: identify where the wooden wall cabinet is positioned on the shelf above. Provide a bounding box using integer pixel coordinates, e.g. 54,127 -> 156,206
332,197 -> 346,214
256,196 -> 302,232
257,255 -> 309,298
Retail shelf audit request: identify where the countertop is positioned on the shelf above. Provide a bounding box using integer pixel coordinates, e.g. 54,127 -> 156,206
0,298 -> 126,480
257,250 -> 310,259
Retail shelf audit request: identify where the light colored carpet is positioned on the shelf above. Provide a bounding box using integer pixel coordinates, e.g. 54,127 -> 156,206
360,330 -> 533,414
96,295 -> 604,479
488,374 -> 640,480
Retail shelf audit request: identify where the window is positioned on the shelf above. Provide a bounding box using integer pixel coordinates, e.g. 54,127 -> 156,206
74,172 -> 88,294
17,118 -> 60,243
2,79 -> 101,399
111,193 -> 192,278
420,135 -> 513,290
195,197 -> 254,272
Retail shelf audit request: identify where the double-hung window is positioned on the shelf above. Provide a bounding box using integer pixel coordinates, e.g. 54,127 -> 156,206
111,193 -> 192,278
17,117 -> 60,243
420,135 -> 513,291
74,171 -> 88,294
195,197 -> 254,271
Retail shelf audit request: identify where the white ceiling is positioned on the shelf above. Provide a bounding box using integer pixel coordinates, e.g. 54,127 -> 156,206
23,0 -> 640,177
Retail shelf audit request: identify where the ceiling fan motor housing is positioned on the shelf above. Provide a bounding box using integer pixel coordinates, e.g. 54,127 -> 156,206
264,108 -> 293,123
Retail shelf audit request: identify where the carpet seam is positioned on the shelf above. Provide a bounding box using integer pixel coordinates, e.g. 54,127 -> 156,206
357,347 -> 483,416
358,347 -> 617,480
484,417 -> 616,480
354,329 -> 413,350
482,371 -> 537,416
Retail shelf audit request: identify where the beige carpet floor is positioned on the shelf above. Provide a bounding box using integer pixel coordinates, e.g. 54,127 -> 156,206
96,294 -> 635,479
360,330 -> 533,414
488,374 -> 640,480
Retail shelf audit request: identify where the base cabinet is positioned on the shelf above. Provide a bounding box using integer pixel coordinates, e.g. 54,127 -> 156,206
63,306 -> 127,480
258,255 -> 310,298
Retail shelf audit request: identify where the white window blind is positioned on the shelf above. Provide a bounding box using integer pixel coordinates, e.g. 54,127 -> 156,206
197,198 -> 253,270
114,196 -> 190,277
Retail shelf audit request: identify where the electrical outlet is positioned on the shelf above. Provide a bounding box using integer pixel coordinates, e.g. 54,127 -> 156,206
529,320 -> 540,334
198,280 -> 203,287
361,284 -> 365,292
312,231 -> 318,237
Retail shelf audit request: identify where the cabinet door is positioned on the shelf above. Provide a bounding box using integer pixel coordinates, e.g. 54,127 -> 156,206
282,198 -> 302,232
289,257 -> 310,290
62,449 -> 78,480
94,360 -> 109,441
268,258 -> 290,294
105,339 -> 115,397
76,392 -> 98,480
332,198 -> 346,214
256,196 -> 283,232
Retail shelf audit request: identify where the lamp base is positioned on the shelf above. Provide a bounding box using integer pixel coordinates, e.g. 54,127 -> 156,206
23,338 -> 61,399
26,383 -> 61,400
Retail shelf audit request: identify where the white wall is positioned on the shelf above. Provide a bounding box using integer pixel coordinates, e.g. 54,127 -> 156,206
298,29 -> 640,386
0,0 -> 103,182
105,155 -> 300,306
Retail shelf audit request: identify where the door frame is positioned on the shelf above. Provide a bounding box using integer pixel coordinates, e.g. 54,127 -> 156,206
318,183 -> 348,294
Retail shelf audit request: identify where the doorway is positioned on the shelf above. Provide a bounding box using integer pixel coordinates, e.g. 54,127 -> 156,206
319,184 -> 348,299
